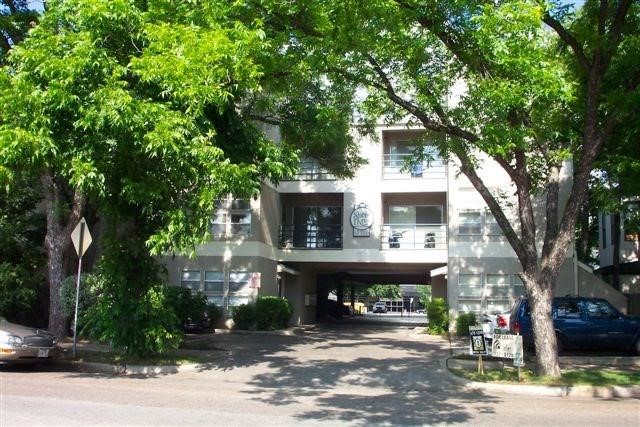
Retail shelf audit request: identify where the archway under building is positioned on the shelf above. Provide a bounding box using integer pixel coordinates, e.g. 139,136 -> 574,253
277,262 -> 447,326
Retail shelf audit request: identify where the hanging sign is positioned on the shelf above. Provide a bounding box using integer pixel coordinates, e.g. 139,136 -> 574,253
350,203 -> 374,237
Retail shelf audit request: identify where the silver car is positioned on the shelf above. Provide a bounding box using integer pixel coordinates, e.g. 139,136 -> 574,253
0,317 -> 61,364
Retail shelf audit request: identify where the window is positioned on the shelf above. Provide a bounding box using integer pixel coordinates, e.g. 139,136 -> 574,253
623,202 -> 639,241
513,275 -> 525,298
458,211 -> 482,235
458,274 -> 482,298
601,215 -> 607,248
485,274 -> 510,299
229,271 -> 253,294
204,271 -> 224,293
485,211 -> 502,235
585,300 -> 619,319
556,301 -> 581,319
212,198 -> 251,237
291,206 -> 342,248
180,270 -> 201,291
390,205 -> 443,224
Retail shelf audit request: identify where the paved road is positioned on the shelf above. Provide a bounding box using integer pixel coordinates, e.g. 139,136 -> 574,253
1,325 -> 638,426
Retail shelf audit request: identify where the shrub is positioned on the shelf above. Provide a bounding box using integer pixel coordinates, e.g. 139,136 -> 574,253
427,298 -> 449,335
60,273 -> 100,336
455,312 -> 478,336
232,303 -> 257,330
164,286 -> 208,329
206,303 -> 223,328
255,297 -> 293,330
80,244 -> 182,357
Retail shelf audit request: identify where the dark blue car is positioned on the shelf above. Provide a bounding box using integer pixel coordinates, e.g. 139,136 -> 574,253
509,297 -> 640,354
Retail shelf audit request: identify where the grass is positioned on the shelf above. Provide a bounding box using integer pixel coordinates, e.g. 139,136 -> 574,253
449,365 -> 640,387
69,349 -> 207,366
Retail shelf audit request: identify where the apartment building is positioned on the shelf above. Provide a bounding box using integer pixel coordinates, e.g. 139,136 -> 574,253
162,124 -> 624,325
597,201 -> 640,313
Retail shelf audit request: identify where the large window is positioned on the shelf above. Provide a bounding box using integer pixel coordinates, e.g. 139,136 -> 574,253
458,273 -> 524,314
180,270 -> 201,291
291,206 -> 342,248
204,271 -> 224,293
389,205 -> 443,224
458,211 -> 482,235
212,198 -> 252,237
485,211 -> 502,235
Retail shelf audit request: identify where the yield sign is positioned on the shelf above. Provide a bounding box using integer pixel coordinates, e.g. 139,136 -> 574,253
71,217 -> 92,257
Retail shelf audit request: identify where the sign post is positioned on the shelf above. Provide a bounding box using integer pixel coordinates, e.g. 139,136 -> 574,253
70,218 -> 92,358
468,325 -> 488,375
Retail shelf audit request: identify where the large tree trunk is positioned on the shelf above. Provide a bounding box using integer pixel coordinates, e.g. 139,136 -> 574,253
526,277 -> 561,378
42,171 -> 84,337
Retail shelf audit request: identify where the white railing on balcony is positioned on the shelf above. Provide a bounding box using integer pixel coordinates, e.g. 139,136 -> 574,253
380,224 -> 447,249
382,153 -> 446,180
283,159 -> 336,181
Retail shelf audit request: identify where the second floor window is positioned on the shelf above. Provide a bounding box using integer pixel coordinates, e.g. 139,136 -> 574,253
212,199 -> 252,237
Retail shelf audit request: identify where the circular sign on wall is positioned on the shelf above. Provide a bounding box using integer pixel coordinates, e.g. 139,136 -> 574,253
350,203 -> 373,237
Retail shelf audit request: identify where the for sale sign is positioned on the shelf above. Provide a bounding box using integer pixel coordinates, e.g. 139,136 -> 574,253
492,334 -> 524,365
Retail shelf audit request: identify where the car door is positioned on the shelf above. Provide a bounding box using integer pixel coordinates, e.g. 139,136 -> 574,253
583,300 -> 633,349
553,299 -> 587,347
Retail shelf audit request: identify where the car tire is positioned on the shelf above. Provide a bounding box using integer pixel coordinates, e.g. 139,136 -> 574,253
633,336 -> 640,356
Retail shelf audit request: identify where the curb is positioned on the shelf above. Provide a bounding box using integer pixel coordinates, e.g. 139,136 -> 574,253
57,359 -> 203,376
444,357 -> 640,398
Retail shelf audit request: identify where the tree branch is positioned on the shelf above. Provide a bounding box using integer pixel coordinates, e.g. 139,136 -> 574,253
542,14 -> 591,73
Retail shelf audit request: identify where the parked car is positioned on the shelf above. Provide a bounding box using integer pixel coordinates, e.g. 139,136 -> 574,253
509,297 -> 640,354
372,302 -> 388,313
0,317 -> 61,364
481,312 -> 510,341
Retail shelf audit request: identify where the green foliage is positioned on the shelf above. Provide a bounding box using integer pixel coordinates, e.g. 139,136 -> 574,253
59,273 -> 99,334
417,285 -> 432,309
0,173 -> 45,321
455,312 -> 478,337
232,303 -> 257,331
427,298 -> 449,335
232,297 -> 294,330
164,286 -> 208,329
365,284 -> 401,300
255,296 -> 294,330
81,241 -> 182,357
206,302 -> 223,328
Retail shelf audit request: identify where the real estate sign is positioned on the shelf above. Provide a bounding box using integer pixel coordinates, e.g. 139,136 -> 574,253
492,334 -> 524,366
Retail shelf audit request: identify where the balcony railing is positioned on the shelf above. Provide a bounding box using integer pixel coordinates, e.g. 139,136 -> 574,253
279,224 -> 343,249
382,153 -> 446,179
380,224 -> 447,249
283,159 -> 336,181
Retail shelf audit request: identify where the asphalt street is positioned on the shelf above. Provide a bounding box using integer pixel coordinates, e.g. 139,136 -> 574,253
1,325 -> 639,426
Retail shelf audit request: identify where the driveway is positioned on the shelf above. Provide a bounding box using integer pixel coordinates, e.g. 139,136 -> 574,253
1,325 -> 639,426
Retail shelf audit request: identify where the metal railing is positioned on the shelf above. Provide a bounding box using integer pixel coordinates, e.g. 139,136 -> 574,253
279,224 -> 343,249
382,153 -> 446,179
283,159 -> 336,181
380,224 -> 447,249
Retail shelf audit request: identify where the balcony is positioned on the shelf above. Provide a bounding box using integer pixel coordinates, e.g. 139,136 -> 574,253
279,224 -> 343,249
382,153 -> 446,180
380,224 -> 447,249
284,159 -> 336,181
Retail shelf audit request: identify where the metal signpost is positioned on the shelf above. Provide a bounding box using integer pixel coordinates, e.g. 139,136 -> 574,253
70,218 -> 92,358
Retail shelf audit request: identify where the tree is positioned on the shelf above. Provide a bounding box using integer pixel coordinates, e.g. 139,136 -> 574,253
0,1 -> 39,64
248,0 -> 639,377
0,171 -> 46,321
0,0 -> 362,337
416,285 -> 432,309
365,284 -> 402,300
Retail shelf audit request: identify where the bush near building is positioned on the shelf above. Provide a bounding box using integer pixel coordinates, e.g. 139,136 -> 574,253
455,312 -> 478,336
233,297 -> 293,330
427,298 -> 449,335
